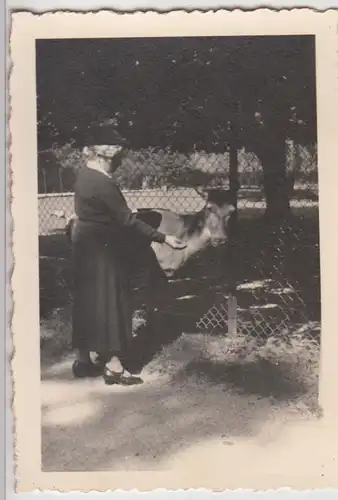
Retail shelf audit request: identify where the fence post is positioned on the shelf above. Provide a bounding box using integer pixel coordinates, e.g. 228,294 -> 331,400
43,168 -> 47,194
227,101 -> 239,337
58,167 -> 64,193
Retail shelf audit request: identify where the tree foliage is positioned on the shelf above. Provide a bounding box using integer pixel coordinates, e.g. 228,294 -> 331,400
36,36 -> 316,151
36,36 -> 317,215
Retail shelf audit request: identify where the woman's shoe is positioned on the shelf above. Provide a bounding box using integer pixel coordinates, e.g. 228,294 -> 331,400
72,360 -> 103,378
102,367 -> 143,386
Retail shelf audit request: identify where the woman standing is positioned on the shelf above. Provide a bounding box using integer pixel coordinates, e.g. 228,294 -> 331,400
72,126 -> 186,386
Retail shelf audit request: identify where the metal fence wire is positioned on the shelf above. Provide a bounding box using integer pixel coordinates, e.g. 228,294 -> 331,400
38,140 -> 320,346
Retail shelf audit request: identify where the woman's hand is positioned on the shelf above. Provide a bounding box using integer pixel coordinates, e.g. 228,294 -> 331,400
164,235 -> 187,250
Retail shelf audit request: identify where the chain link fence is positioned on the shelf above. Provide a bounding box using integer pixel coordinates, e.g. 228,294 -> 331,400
196,140 -> 320,349
39,140 -> 320,351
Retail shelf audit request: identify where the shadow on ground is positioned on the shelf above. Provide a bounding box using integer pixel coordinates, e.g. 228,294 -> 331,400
41,374 -> 266,471
41,331 -> 318,472
180,357 -> 309,400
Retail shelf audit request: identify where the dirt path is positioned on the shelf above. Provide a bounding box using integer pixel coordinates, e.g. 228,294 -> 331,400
40,331 -> 335,488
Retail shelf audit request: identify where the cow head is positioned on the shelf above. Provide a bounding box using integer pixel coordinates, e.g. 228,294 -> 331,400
196,187 -> 235,247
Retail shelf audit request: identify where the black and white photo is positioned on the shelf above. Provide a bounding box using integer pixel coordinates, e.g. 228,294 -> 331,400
9,10 -> 338,492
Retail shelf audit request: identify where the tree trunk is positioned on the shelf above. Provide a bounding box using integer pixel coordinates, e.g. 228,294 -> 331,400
250,121 -> 290,219
261,137 -> 290,217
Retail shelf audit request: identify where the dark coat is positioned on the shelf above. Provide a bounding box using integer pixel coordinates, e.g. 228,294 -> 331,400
72,166 -> 165,355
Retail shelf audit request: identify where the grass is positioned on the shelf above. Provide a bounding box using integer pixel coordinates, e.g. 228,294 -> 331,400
147,330 -> 320,409
40,306 -> 73,360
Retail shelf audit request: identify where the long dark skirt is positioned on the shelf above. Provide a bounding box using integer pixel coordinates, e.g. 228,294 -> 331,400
72,221 -> 133,356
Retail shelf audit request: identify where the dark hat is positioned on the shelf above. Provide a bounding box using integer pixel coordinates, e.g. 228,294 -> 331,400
74,125 -> 128,149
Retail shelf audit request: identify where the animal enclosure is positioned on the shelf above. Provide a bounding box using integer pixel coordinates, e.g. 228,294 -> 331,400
38,143 -> 320,357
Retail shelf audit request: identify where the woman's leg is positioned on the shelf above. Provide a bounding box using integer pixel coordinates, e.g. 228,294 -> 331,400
87,242 -> 144,385
99,351 -> 143,385
76,348 -> 91,364
103,354 -> 124,373
72,348 -> 102,378
97,351 -> 129,375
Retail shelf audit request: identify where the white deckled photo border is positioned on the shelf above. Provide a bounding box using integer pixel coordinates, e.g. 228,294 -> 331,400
9,8 -> 338,492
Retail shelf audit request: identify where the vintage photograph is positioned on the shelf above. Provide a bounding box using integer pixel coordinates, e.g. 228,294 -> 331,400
37,34 -> 321,471
9,10 -> 338,491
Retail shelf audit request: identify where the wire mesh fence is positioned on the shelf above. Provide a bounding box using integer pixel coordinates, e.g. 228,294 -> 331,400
196,141 -> 320,346
38,140 -> 320,347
